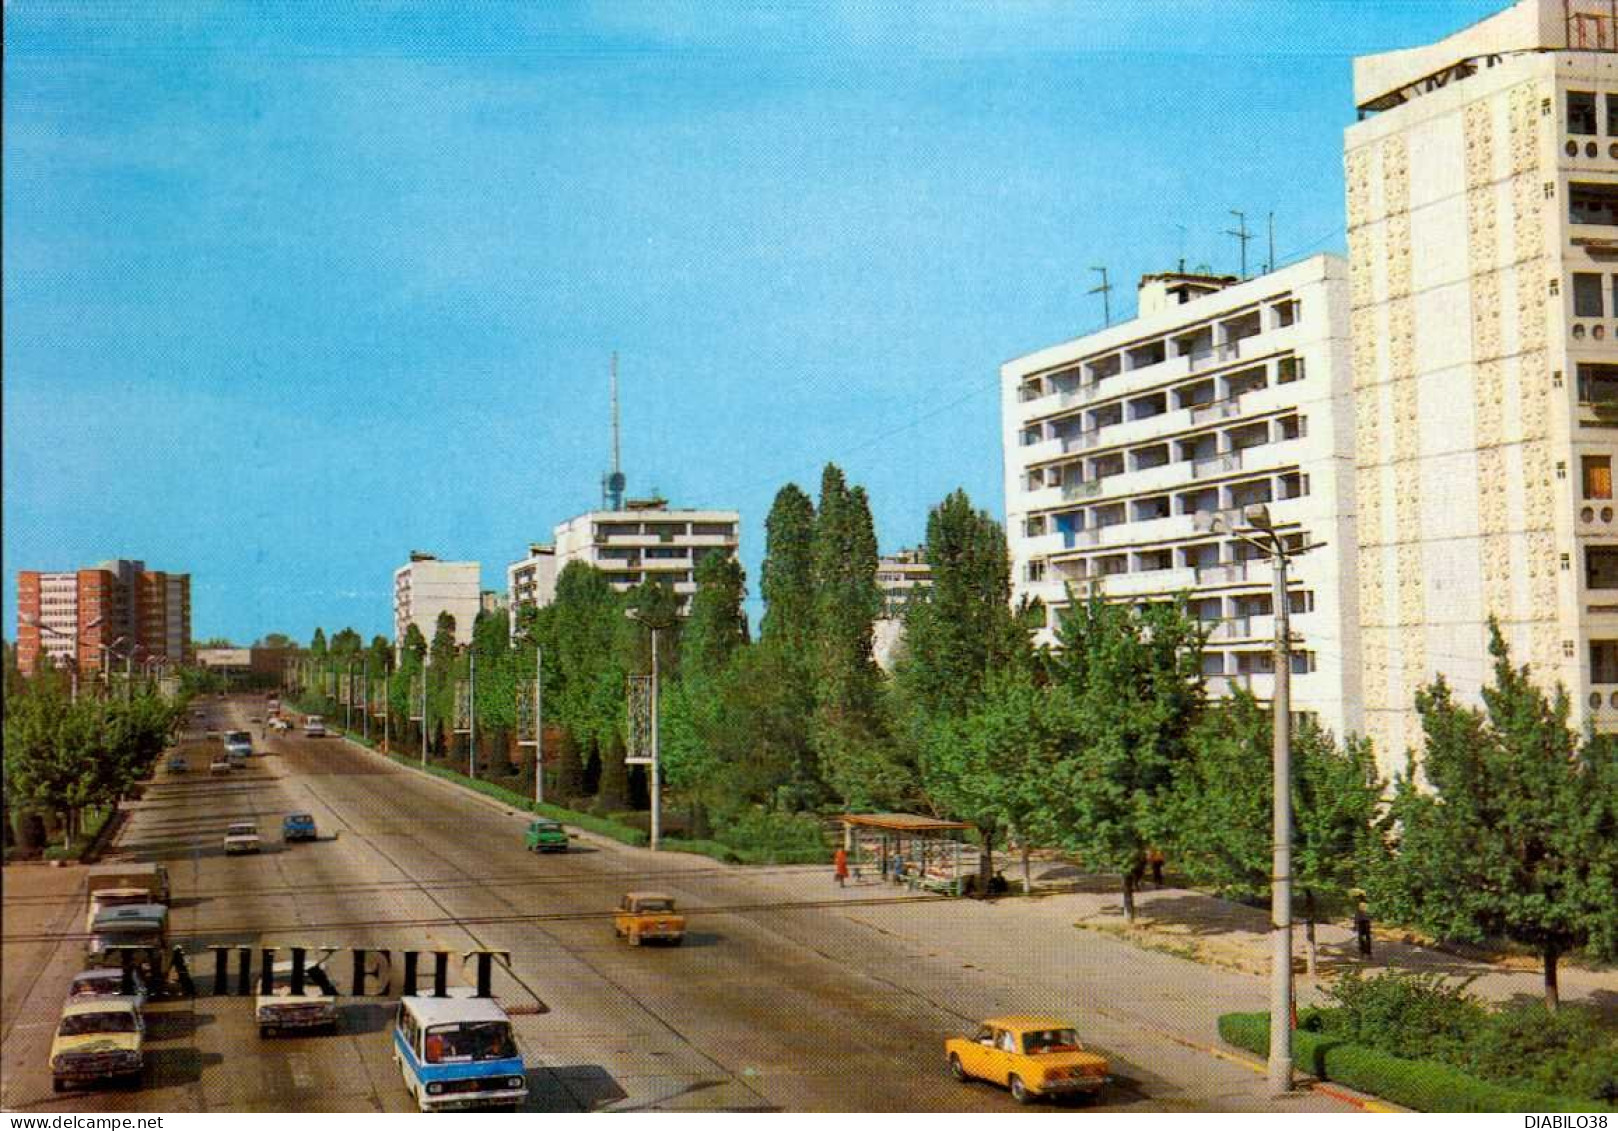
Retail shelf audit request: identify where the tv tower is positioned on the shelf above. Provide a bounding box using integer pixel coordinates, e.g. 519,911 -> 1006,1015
601,352 -> 626,511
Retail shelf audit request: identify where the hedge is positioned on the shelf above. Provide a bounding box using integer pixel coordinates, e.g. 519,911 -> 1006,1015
1218,1012 -> 1608,1112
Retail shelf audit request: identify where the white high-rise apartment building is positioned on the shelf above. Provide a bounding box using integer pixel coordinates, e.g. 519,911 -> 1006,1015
509,498 -> 740,619
393,553 -> 481,650
1003,257 -> 1360,740
1346,0 -> 1618,762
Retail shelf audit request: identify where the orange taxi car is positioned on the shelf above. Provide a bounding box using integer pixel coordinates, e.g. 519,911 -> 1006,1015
612,892 -> 685,946
945,1016 -> 1110,1104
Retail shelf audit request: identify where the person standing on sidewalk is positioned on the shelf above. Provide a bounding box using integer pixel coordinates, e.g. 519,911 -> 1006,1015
834,846 -> 849,888
1354,892 -> 1374,959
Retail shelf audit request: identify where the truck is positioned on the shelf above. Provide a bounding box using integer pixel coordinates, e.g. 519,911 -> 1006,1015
85,864 -> 169,933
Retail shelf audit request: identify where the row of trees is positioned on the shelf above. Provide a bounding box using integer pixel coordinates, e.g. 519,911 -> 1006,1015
3,666 -> 186,851
290,465 -> 1616,1007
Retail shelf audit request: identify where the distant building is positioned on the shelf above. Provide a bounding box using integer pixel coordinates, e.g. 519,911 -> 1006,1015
1345,0 -> 1618,756
873,549 -> 934,671
480,590 -> 508,615
16,559 -> 191,677
393,553 -> 481,650
195,646 -> 291,680
505,544 -> 557,639
509,498 -> 740,619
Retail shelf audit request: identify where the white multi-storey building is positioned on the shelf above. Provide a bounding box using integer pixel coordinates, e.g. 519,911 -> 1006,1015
393,553 -> 481,650
1002,256 -> 1360,740
509,498 -> 740,618
1346,0 -> 1618,761
872,548 -> 934,671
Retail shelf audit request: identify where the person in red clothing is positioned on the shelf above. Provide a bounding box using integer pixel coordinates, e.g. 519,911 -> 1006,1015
833,847 -> 849,888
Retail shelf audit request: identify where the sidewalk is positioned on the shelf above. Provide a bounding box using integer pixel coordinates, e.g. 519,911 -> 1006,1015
743,860 -> 1618,1017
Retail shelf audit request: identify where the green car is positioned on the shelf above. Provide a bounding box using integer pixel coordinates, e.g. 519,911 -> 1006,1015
524,818 -> 569,853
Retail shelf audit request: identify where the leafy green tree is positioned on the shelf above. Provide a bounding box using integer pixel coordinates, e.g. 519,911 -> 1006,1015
1040,592 -> 1207,923
1169,691 -> 1384,971
1377,623 -> 1618,1010
683,552 -> 748,682
899,490 -> 1035,888
810,466 -> 900,808
330,627 -> 363,656
389,623 -> 428,754
921,666 -> 1060,894
309,628 -> 327,658
427,612 -> 458,759
898,491 -> 1024,718
662,553 -> 750,834
551,563 -> 627,806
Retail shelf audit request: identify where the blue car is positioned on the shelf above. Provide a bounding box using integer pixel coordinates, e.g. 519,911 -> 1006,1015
282,814 -> 317,842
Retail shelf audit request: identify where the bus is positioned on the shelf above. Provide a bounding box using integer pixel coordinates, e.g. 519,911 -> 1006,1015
392,990 -> 527,1111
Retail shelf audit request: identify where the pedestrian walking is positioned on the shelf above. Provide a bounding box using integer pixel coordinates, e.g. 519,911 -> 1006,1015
833,846 -> 849,888
1353,891 -> 1374,959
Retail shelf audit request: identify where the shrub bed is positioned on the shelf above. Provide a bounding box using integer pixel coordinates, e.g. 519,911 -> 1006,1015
1218,1013 -> 1608,1112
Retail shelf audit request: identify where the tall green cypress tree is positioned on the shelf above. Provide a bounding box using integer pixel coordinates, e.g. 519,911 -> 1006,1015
810,465 -> 902,808
760,484 -> 816,653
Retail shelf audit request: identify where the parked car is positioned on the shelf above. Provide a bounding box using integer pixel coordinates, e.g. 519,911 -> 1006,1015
613,892 -> 685,946
303,715 -> 326,737
50,997 -> 144,1092
523,818 -> 569,853
224,822 -> 262,855
166,754 -> 188,774
282,814 -> 317,842
256,961 -> 337,1037
945,1016 -> 1110,1105
67,968 -> 149,1009
210,757 -> 232,775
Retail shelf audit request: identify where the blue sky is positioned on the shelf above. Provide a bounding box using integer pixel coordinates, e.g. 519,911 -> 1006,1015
4,1 -> 1504,644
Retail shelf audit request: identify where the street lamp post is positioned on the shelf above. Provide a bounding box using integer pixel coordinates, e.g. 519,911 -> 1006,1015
534,645 -> 544,806
1210,503 -> 1324,1095
469,647 -> 477,780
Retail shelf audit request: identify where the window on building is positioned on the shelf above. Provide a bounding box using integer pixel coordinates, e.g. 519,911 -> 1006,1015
1588,547 -> 1618,589
1569,91 -> 1599,135
1608,93 -> 1618,136
1026,560 -> 1046,583
1277,356 -> 1305,384
1584,455 -> 1614,499
1591,639 -> 1618,684
1575,272 -> 1606,317
1578,363 -> 1618,406
1570,182 -> 1618,225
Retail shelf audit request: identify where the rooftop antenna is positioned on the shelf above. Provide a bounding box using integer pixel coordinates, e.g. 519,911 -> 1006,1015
1225,209 -> 1253,279
1088,266 -> 1113,328
1176,224 -> 1188,274
602,352 -> 626,511
1266,212 -> 1276,274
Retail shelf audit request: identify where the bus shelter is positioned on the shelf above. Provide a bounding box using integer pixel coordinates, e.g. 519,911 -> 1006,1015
841,813 -> 973,896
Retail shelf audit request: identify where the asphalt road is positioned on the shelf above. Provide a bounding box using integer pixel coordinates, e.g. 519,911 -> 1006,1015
2,694 -> 1351,1113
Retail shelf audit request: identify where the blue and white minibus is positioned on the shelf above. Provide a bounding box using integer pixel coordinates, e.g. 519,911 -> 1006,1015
392,990 -> 527,1112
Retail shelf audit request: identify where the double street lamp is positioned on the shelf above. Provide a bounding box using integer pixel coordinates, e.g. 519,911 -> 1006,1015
1207,503 -> 1324,1095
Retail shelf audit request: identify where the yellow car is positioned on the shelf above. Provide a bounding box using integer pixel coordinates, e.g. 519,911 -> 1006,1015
613,892 -> 685,946
945,1016 -> 1110,1105
50,997 -> 144,1092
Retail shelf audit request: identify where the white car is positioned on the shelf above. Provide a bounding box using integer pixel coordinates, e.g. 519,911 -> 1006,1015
223,730 -> 253,759
210,758 -> 232,775
224,823 -> 262,855
256,962 -> 338,1037
67,968 -> 149,1009
303,716 -> 326,738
